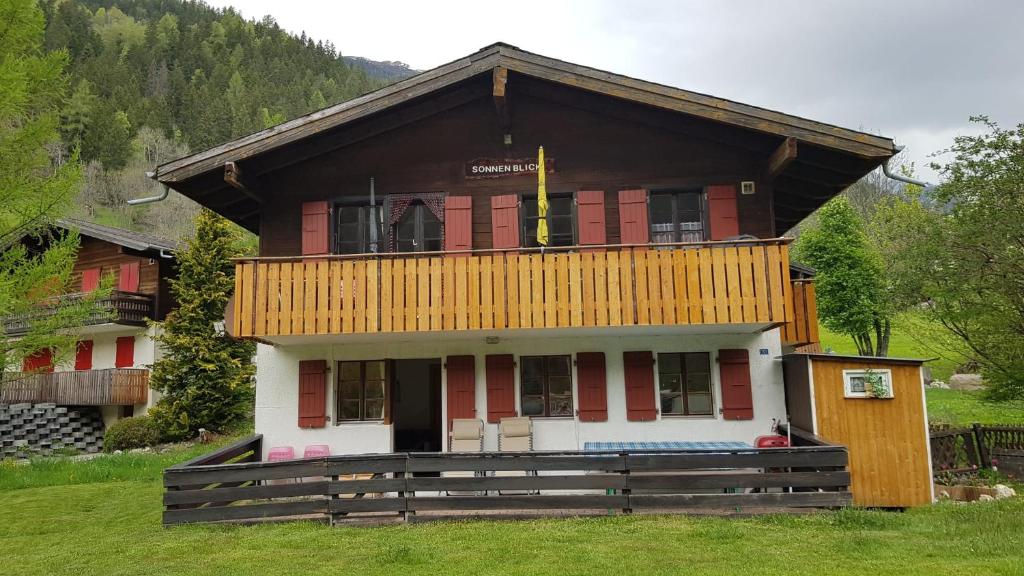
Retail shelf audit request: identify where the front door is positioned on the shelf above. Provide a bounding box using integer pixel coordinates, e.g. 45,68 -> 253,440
391,358 -> 443,452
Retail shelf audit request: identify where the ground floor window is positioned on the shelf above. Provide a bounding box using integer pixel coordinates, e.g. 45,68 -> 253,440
337,360 -> 387,421
520,355 -> 573,417
657,352 -> 713,415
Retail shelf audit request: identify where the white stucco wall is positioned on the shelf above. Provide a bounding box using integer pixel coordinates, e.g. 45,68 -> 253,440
254,329 -> 787,458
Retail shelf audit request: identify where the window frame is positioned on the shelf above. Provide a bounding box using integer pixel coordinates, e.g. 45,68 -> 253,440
843,368 -> 894,399
519,192 -> 577,248
648,189 -> 707,244
393,202 -> 443,253
519,354 -> 574,418
335,359 -> 388,423
656,351 -> 714,417
332,199 -> 384,255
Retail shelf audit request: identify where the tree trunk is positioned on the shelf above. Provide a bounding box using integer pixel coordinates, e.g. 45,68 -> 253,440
876,318 -> 891,357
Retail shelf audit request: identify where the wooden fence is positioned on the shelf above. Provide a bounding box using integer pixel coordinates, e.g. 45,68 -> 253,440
0,368 -> 149,406
2,290 -> 153,336
780,280 -> 819,347
163,438 -> 851,526
930,424 -> 1024,477
232,240 -> 795,338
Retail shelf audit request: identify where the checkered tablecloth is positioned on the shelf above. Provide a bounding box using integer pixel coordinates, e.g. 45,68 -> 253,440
583,441 -> 751,452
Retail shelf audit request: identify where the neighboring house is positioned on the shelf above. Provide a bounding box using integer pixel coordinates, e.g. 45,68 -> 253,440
153,43 -> 932,507
2,219 -> 177,430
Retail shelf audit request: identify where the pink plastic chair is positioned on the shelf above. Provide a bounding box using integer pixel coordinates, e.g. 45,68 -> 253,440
267,446 -> 295,461
303,444 -> 330,458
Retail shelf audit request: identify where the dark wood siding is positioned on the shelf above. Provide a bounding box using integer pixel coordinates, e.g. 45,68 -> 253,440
782,355 -> 814,432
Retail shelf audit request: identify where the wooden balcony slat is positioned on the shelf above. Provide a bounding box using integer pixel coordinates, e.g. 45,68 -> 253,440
231,242 -> 803,338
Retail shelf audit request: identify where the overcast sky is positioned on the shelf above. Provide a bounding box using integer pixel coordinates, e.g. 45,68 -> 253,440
206,0 -> 1023,182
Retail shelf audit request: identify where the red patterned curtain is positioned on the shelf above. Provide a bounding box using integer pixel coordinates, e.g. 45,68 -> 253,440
386,193 -> 446,251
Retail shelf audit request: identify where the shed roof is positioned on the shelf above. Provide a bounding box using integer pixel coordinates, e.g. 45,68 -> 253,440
154,42 -> 897,234
57,218 -> 178,254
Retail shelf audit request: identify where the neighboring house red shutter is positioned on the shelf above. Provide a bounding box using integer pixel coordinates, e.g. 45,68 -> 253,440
75,340 -> 94,370
490,194 -> 520,249
23,348 -> 54,373
445,355 -> 476,429
707,184 -> 739,240
618,189 -> 649,245
485,354 -> 517,423
576,352 -> 607,422
115,336 -> 135,368
298,359 -> 328,428
81,268 -> 101,292
444,196 -> 473,252
719,349 -> 754,420
576,191 -> 607,246
119,261 -> 140,292
623,351 -> 657,421
301,201 -> 330,255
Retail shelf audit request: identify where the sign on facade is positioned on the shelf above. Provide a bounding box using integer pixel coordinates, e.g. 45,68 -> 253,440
465,157 -> 556,179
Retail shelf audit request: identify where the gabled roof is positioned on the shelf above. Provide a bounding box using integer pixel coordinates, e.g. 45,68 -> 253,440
57,218 -> 178,254
155,42 -> 897,233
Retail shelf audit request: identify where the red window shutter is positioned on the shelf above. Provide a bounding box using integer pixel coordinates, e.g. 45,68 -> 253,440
707,184 -> 739,240
75,340 -> 94,371
118,261 -> 140,292
490,194 -> 520,249
298,360 -> 328,428
445,355 -> 476,429
576,352 -> 607,422
301,201 -> 330,255
576,191 -> 607,246
485,354 -> 517,423
623,351 -> 657,421
23,348 -> 54,373
719,349 -> 754,420
115,336 -> 135,368
81,268 -> 101,292
444,196 -> 473,252
618,189 -> 649,245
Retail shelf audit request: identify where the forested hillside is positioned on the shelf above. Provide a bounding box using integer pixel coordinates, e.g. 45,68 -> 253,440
41,0 -> 386,240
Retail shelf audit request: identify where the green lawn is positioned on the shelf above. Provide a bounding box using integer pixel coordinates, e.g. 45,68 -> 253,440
2,447 -> 1024,575
926,389 -> 1024,427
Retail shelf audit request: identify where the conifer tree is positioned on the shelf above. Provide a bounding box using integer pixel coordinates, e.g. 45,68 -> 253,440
148,210 -> 255,440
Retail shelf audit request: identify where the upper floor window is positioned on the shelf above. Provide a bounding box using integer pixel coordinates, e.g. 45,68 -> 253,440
522,193 -> 574,247
657,352 -> 713,416
334,202 -> 384,255
520,355 -> 573,417
650,190 -> 705,243
395,202 -> 443,252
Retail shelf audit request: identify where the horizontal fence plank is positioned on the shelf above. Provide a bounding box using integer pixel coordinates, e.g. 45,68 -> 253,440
627,471 -> 851,491
629,491 -> 853,509
406,494 -> 629,511
327,458 -> 409,476
329,478 -> 406,494
406,454 -> 627,473
408,474 -> 627,492
164,499 -> 327,525
329,498 -> 409,513
625,450 -> 848,471
163,480 -> 328,506
171,435 -> 263,469
165,460 -> 327,487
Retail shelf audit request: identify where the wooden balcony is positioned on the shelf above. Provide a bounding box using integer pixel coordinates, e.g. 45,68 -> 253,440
2,290 -> 154,337
781,279 -> 820,348
0,368 -> 149,406
232,240 -> 797,339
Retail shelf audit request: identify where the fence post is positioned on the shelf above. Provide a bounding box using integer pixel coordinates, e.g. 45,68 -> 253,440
973,423 -> 990,467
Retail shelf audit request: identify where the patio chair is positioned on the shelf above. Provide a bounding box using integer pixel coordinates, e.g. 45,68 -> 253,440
266,446 -> 295,485
443,418 -> 485,496
497,417 -> 538,495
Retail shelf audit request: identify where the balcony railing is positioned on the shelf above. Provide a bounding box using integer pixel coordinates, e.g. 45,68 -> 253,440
0,368 -> 149,406
231,239 -> 796,338
781,279 -> 820,348
2,290 -> 154,337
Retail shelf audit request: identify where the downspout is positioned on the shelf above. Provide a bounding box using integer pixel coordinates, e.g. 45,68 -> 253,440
882,145 -> 932,188
126,171 -> 170,205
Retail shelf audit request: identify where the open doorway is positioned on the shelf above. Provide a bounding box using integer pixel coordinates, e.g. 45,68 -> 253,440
392,358 -> 443,452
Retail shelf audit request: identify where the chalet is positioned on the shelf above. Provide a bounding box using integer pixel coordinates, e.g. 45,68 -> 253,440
2,220 -> 177,444
153,43 -> 933,515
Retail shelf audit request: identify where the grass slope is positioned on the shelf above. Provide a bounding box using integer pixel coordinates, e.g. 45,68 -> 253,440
926,389 -> 1024,427
2,478 -> 1023,576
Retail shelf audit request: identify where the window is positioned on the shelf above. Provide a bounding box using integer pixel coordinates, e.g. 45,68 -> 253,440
522,194 -> 574,247
337,360 -> 387,421
520,355 -> 573,417
395,203 -> 442,252
334,202 -> 384,254
657,352 -> 713,416
843,369 -> 893,399
649,190 -> 704,243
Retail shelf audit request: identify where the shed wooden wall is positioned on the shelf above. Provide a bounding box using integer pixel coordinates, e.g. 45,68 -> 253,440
808,357 -> 932,507
258,85 -> 774,257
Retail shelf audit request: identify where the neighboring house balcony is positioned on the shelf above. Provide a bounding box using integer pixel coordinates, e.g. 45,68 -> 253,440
231,239 -> 818,342
0,368 -> 150,406
1,290 -> 154,337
